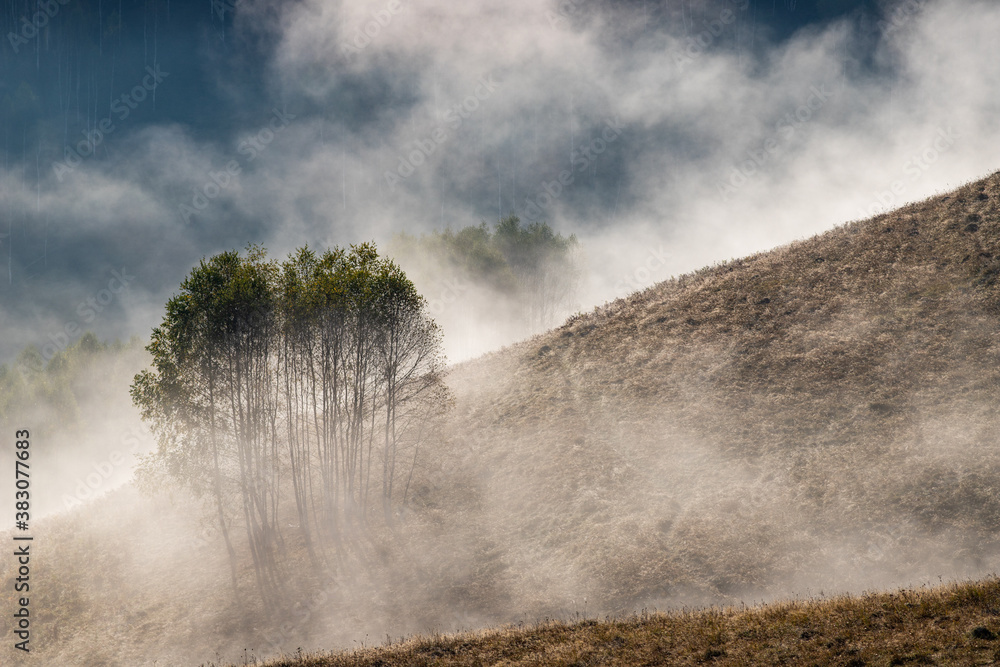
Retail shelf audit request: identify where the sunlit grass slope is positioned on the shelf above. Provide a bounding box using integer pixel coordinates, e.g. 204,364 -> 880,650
249,578 -> 1000,666
3,171 -> 1000,666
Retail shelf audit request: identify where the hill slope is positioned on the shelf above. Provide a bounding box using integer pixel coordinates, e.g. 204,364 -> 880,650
249,578 -> 1000,666
3,171 -> 1000,666
427,170 -> 1000,615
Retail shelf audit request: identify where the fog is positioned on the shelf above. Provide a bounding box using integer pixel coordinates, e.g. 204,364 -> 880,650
2,0 -> 1000,664
1,0 -> 999,363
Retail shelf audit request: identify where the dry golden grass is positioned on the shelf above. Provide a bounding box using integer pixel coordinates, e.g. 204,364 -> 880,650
250,578 -> 1000,666
428,170 -> 1000,615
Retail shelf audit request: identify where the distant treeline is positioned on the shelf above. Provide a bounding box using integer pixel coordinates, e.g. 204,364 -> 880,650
0,333 -> 145,436
390,215 -> 582,335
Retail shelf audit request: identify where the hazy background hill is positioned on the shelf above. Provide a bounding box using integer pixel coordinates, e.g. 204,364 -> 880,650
2,171 -> 999,665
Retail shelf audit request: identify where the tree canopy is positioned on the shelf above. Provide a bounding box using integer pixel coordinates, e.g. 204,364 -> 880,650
132,243 -> 449,606
391,215 -> 582,334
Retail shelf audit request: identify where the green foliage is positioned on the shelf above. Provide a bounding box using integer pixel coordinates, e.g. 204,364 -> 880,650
390,215 -> 582,332
494,214 -> 578,276
132,242 -> 448,605
394,223 -> 516,292
0,335 -> 144,437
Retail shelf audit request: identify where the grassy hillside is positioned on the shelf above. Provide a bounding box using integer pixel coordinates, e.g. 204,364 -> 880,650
247,578 -> 1000,666
428,170 -> 1000,615
3,171 -> 1000,666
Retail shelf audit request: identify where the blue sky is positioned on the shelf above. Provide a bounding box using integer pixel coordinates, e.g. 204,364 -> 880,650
1,0 -> 996,362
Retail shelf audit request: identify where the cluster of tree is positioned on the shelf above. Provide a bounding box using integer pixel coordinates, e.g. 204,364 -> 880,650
131,244 -> 448,606
390,215 -> 582,334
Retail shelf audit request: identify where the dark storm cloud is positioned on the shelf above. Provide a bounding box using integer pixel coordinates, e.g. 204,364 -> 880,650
1,0 -> 998,363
